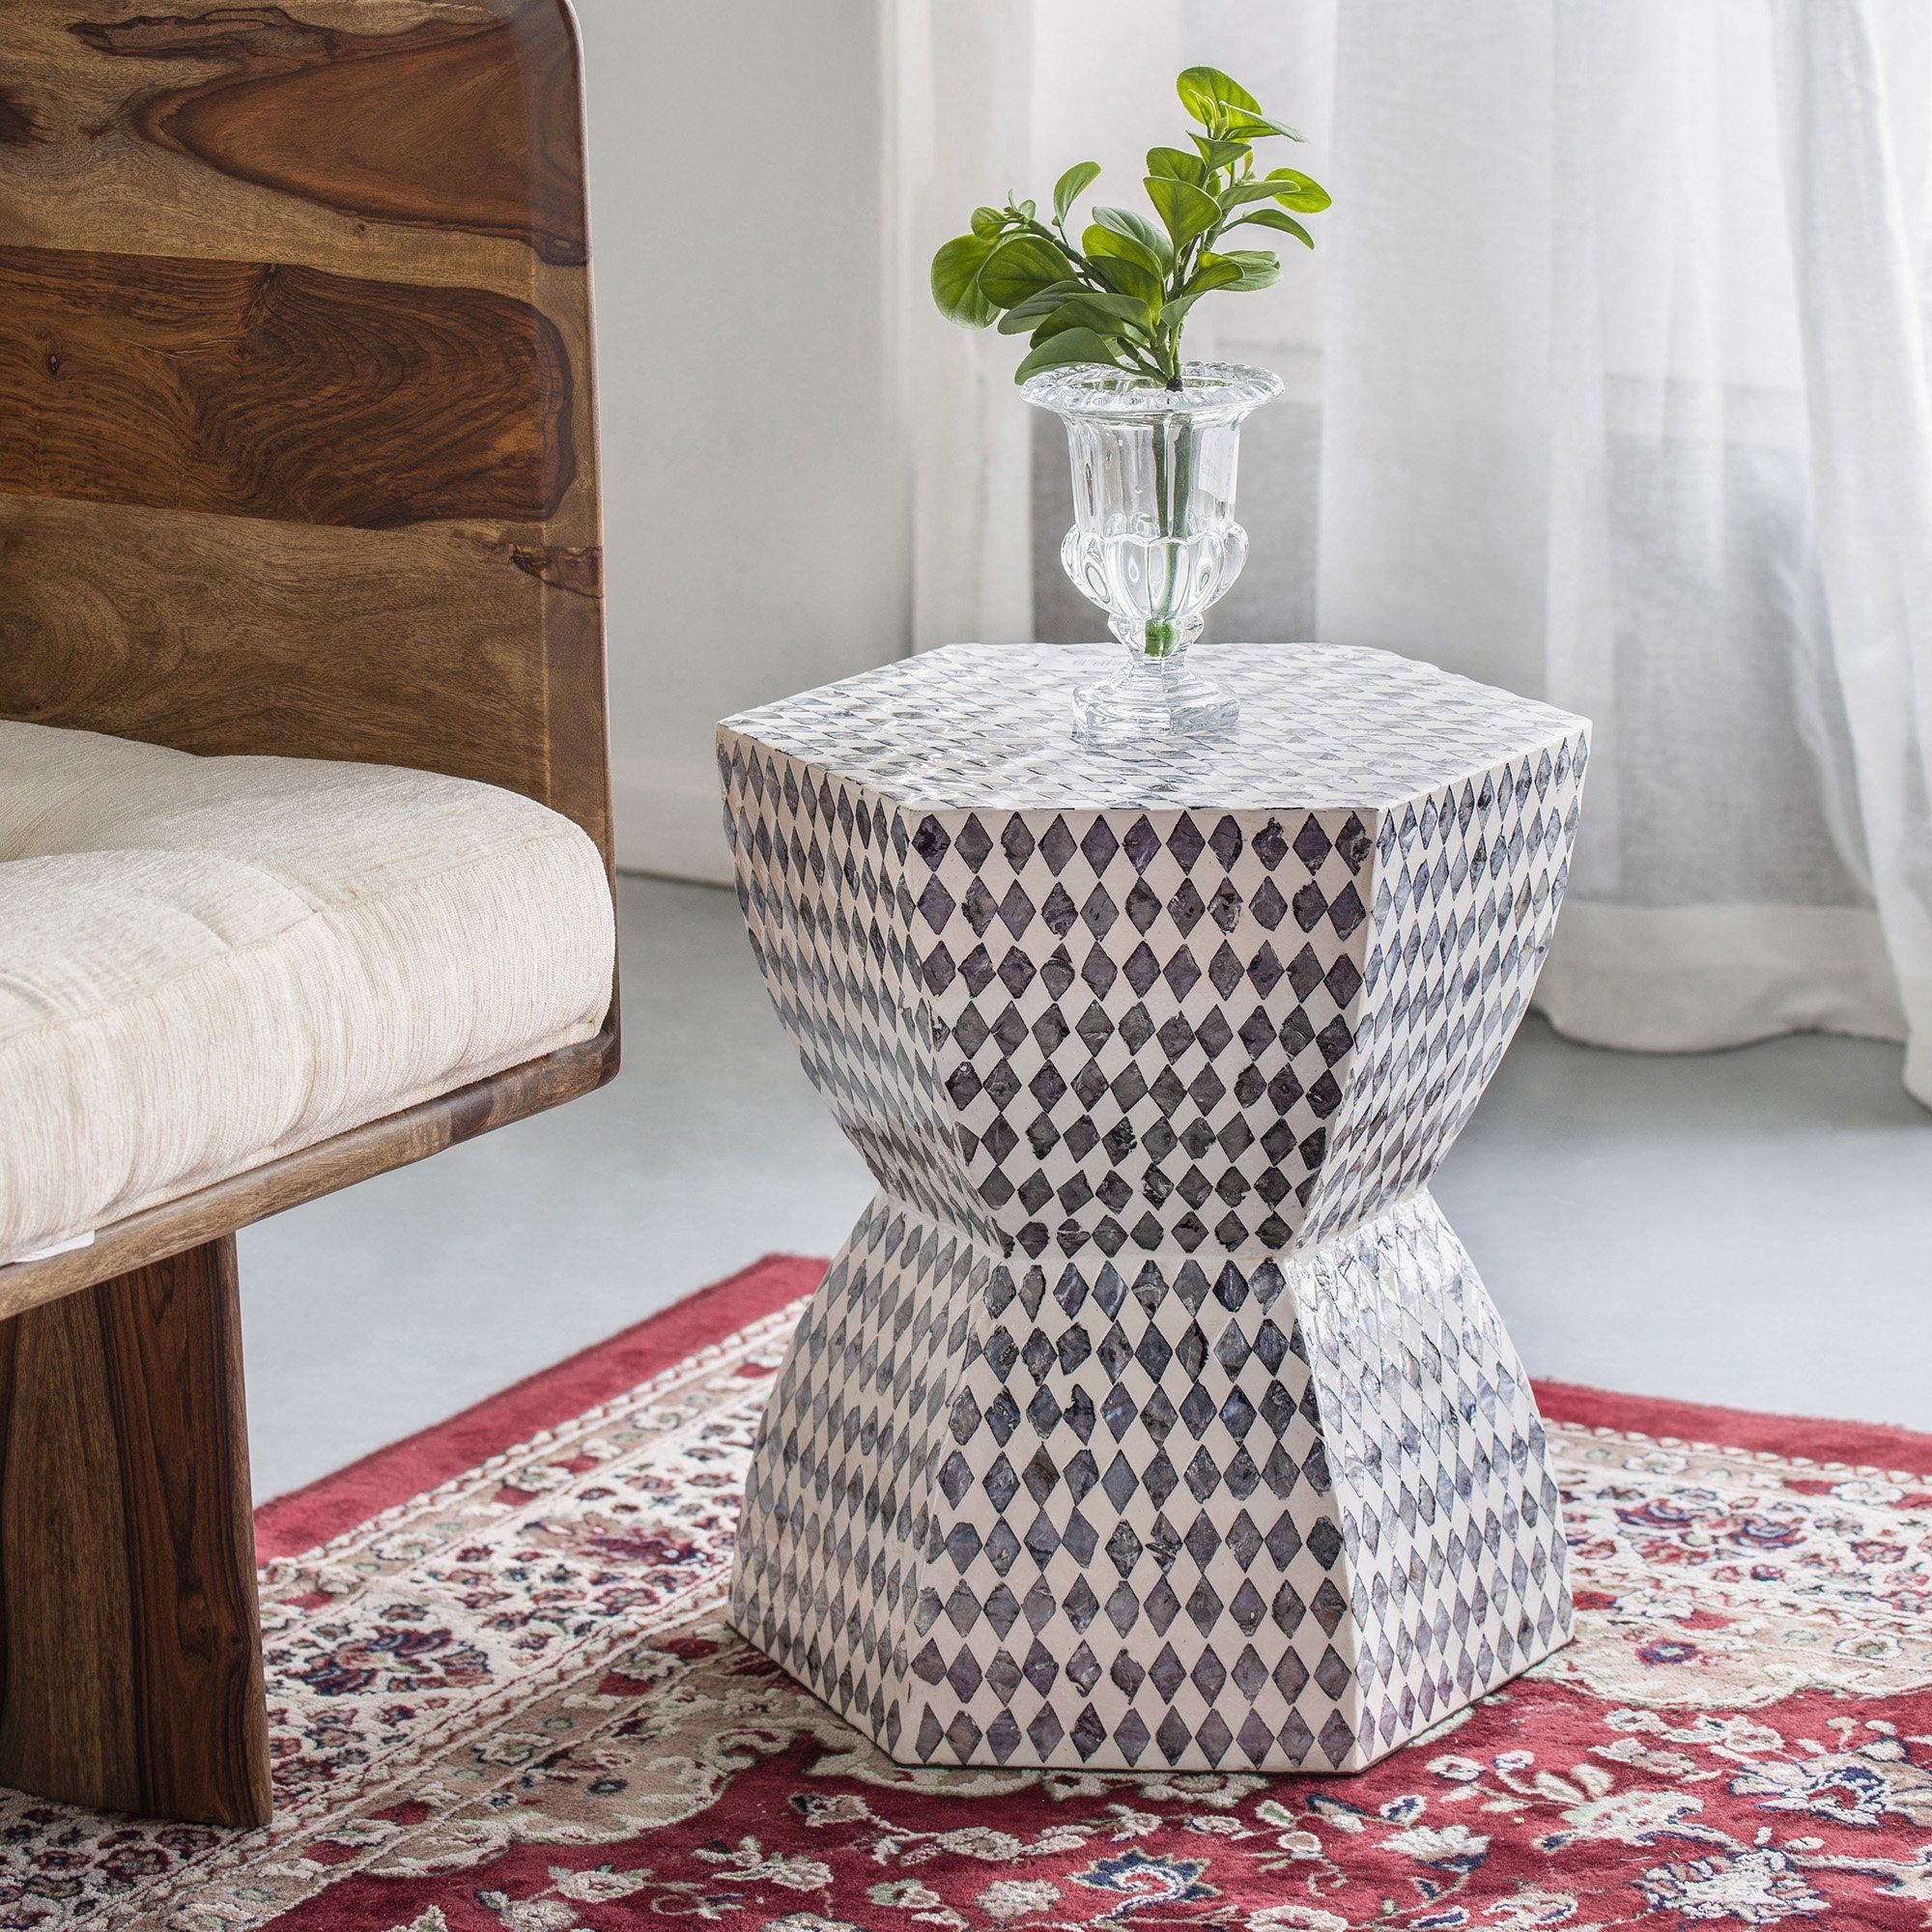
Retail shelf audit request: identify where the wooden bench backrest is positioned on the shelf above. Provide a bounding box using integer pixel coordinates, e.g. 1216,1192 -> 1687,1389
0,0 -> 610,863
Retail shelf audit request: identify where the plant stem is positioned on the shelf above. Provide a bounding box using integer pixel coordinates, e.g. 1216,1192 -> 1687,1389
1019,215 -> 1174,384
1142,411 -> 1197,657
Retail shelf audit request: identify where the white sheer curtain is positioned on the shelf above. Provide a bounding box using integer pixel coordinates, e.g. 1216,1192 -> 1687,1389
897,0 -> 1932,1104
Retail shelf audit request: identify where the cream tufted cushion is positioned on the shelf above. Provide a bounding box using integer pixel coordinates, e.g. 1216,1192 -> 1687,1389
0,722 -> 616,1266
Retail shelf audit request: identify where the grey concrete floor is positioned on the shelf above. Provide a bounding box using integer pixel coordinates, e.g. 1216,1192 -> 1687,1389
241,874 -> 1932,1499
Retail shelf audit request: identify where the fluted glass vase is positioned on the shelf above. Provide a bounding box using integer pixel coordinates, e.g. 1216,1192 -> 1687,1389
1024,360 -> 1282,743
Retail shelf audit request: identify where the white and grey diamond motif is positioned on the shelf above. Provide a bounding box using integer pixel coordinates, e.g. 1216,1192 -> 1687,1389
719,641 -> 1589,1773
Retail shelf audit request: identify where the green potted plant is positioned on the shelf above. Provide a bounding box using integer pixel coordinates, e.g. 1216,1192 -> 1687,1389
932,68 -> 1329,741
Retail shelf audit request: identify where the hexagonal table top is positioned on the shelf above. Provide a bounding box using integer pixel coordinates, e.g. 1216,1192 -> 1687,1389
722,641 -> 1585,812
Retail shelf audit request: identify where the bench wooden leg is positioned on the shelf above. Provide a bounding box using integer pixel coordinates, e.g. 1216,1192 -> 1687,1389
0,1236 -> 271,1827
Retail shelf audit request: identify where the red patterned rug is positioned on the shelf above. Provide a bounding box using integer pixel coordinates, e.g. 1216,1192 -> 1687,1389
8,1257 -> 1932,1932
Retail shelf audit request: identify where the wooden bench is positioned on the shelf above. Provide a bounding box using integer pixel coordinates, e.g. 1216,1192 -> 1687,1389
0,0 -> 614,1826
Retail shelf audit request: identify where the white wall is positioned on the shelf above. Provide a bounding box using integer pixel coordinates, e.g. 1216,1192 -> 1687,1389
575,0 -> 907,882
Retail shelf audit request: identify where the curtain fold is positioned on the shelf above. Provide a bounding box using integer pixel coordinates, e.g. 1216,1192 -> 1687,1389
893,0 -> 1037,652
1767,0 -> 1932,1097
899,0 -> 1932,1103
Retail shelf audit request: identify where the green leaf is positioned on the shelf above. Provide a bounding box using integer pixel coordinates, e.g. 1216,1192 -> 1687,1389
995,279 -> 1087,333
1181,255 -> 1246,298
1145,175 -> 1221,252
1176,66 -> 1263,131
1034,291 -> 1155,343
1218,247 -> 1282,290
970,205 -> 1007,239
1028,302 -> 1094,346
1263,168 -> 1329,212
1147,145 -> 1208,186
1231,207 -> 1315,247
1083,240 -> 1165,308
930,234 -> 998,327
979,233 -> 1077,306
1052,160 -> 1100,224
1192,134 -> 1251,174
1219,176 -> 1292,211
1222,110 -> 1304,141
1013,326 -> 1122,384
1093,205 -> 1174,270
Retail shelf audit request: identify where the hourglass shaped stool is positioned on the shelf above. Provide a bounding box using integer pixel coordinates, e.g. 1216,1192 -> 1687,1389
718,640 -> 1589,1774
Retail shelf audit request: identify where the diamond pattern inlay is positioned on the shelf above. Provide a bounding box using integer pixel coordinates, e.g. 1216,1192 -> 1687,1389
718,641 -> 1589,1773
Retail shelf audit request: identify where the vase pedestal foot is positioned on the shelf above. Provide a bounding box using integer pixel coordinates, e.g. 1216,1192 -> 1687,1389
1072,656 -> 1239,745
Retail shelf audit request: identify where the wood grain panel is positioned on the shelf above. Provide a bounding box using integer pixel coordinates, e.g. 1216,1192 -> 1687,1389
0,244 -> 573,528
0,0 -> 610,861
0,9 -> 573,303
0,87 -> 45,145
71,1 -> 588,265
0,495 -> 608,849
0,1238 -> 271,1826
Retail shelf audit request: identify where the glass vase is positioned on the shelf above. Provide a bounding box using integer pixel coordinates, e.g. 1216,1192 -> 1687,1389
1024,360 -> 1282,743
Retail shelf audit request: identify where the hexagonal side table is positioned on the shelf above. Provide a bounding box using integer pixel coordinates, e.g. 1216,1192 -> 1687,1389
718,642 -> 1590,1774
